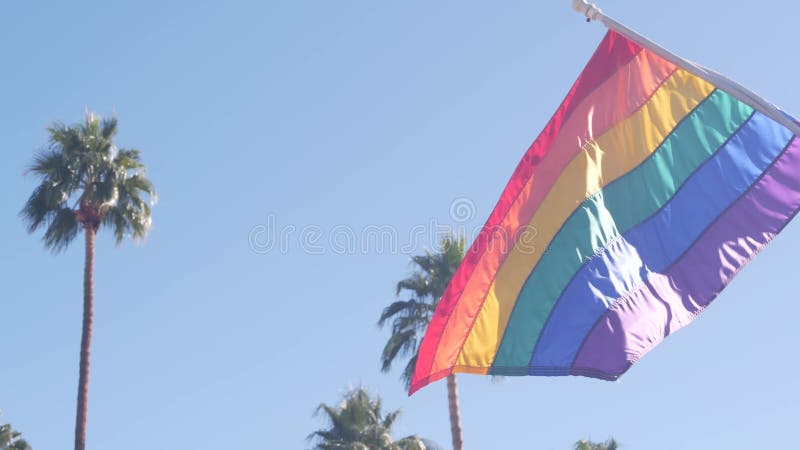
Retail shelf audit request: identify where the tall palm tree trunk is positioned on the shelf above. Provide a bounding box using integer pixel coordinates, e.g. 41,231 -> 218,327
74,226 -> 95,450
446,374 -> 463,450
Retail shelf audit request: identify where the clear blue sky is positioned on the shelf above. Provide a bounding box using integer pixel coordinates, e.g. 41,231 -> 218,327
2,1 -> 799,449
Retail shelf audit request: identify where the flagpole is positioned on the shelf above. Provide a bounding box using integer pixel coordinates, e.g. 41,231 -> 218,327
571,0 -> 800,137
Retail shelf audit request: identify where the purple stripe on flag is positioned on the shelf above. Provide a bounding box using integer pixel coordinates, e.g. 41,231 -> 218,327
573,136 -> 800,378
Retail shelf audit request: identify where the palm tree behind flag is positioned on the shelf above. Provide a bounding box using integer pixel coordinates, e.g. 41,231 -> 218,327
21,112 -> 156,450
378,236 -> 465,450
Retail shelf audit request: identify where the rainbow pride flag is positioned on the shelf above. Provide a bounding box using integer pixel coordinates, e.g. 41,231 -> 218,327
410,29 -> 800,394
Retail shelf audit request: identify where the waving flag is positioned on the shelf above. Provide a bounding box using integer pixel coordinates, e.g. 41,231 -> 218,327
410,19 -> 800,394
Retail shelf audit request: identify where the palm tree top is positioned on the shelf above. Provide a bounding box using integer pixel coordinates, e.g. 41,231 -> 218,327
309,387 -> 437,450
395,237 -> 465,299
378,235 -> 466,390
21,112 -> 156,251
574,438 -> 620,450
0,415 -> 32,450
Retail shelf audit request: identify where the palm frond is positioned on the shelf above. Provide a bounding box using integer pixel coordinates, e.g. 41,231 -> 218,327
93,177 -> 118,206
381,409 -> 401,430
21,185 -> 61,232
395,273 -> 431,297
104,172 -> 155,243
47,122 -> 82,158
380,329 -> 416,372
102,207 -> 127,243
27,149 -> 69,178
409,254 -> 437,275
114,148 -> 145,171
122,173 -> 156,201
100,116 -> 118,140
395,435 -> 440,450
390,312 -> 431,336
401,353 -> 418,391
378,299 -> 432,328
83,112 -> 100,145
42,207 -> 79,252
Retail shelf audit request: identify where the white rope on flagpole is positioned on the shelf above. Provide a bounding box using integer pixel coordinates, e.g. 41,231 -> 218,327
571,0 -> 800,137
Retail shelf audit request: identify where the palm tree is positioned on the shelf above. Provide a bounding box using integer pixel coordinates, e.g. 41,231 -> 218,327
0,415 -> 32,450
21,112 -> 156,450
378,236 -> 465,450
574,438 -> 619,450
309,387 -> 437,450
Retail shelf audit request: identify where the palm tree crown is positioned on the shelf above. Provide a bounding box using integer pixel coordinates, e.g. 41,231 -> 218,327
309,387 -> 436,450
574,438 -> 620,450
21,112 -> 156,250
378,236 -> 465,389
0,418 -> 31,450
